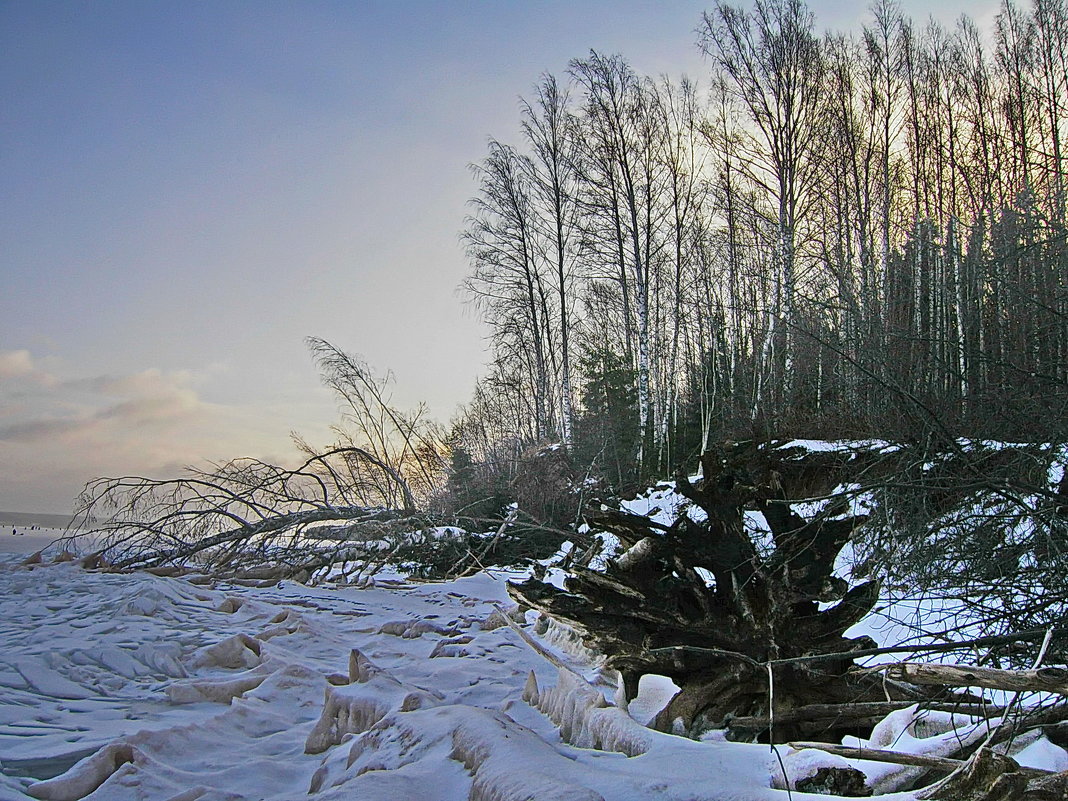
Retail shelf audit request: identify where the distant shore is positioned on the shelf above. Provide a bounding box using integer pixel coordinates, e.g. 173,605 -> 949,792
0,511 -> 79,529
0,513 -> 83,556
0,527 -> 71,555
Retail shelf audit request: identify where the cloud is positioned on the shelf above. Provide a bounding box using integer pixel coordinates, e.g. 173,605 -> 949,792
0,417 -> 93,443
63,367 -> 198,397
0,350 -> 34,379
0,349 -> 320,512
95,391 -> 201,425
0,361 -> 206,444
0,349 -> 57,387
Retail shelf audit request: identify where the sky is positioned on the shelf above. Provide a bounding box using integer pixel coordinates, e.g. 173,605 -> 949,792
1,0 -> 999,514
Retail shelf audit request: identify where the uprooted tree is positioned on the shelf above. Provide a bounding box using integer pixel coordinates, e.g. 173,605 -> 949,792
66,338 -> 576,583
510,439 -> 977,742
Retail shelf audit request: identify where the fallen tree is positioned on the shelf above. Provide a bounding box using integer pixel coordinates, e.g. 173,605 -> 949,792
70,447 -> 434,582
509,440 -> 987,742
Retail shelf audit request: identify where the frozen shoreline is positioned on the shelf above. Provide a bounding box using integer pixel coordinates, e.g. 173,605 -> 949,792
1,555 -> 1065,800
0,527 -> 72,556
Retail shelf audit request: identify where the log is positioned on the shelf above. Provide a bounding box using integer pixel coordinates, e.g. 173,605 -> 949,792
730,700 -> 1013,731
789,742 -> 1052,780
789,740 -> 966,772
916,748 -> 1028,801
882,664 -> 1068,697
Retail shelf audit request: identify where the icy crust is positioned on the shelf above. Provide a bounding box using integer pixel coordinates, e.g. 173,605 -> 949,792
534,613 -> 602,666
304,648 -> 443,754
7,554 -> 1067,800
525,667 -> 652,757
0,556 -> 782,801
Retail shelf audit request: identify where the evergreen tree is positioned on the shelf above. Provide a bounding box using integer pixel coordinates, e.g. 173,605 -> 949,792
572,347 -> 641,490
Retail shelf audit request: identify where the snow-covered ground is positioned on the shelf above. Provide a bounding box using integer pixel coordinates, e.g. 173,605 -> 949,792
1,521 -> 1065,799
0,548 -> 790,801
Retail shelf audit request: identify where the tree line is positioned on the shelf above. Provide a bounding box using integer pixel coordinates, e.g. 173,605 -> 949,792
456,0 -> 1068,490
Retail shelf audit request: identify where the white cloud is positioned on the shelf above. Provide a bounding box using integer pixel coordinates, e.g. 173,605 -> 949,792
0,349 -> 57,387
0,350 -> 34,379
0,350 -> 324,513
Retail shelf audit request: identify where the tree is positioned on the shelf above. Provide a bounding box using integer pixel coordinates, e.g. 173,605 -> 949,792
571,51 -> 661,470
464,141 -> 555,441
71,341 -> 449,582
510,441 -> 957,742
699,0 -> 825,412
521,74 -> 583,445
571,345 -> 640,490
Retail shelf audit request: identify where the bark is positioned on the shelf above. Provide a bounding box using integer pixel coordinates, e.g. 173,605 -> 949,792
884,663 -> 1068,697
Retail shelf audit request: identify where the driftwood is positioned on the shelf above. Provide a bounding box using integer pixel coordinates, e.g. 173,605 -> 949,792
793,740 -> 1068,800
880,663 -> 1068,697
917,748 -> 1028,801
789,741 -> 1054,780
510,440 -> 953,741
729,700 -> 1014,733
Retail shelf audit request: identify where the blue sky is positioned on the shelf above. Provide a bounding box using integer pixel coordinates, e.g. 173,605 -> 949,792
1,1 -> 997,513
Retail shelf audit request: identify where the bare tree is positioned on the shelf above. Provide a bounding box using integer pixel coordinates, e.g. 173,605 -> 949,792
69,340 -> 449,582
699,0 -> 825,411
521,74 -> 583,445
571,51 -> 662,470
464,141 -> 556,441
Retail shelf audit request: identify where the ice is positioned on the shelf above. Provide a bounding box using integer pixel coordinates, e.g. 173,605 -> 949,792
165,669 -> 270,704
11,658 -> 94,700
450,708 -> 607,801
531,667 -> 652,756
25,742 -> 142,800
5,545 -> 1060,800
303,649 -> 442,754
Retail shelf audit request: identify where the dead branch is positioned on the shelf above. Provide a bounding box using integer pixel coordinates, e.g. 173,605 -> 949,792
873,663 -> 1068,697
789,742 -> 1052,780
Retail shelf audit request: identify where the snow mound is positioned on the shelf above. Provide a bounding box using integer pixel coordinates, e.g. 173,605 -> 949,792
304,649 -> 443,754
190,633 -> 263,670
450,708 -> 606,801
528,667 -> 652,757
26,743 -> 144,801
165,667 -> 269,704
376,618 -> 463,638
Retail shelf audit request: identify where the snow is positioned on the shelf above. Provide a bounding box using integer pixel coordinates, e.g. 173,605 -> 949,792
0,553 -> 794,800
1,484 -> 1065,799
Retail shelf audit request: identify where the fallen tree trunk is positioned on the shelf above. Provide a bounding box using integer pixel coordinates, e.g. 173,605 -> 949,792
789,741 -> 1054,780
510,440 -> 962,741
728,700 -> 1014,734
879,663 -> 1068,697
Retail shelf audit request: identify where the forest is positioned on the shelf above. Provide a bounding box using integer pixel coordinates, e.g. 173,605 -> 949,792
455,0 -> 1068,491
56,1 -> 1068,797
